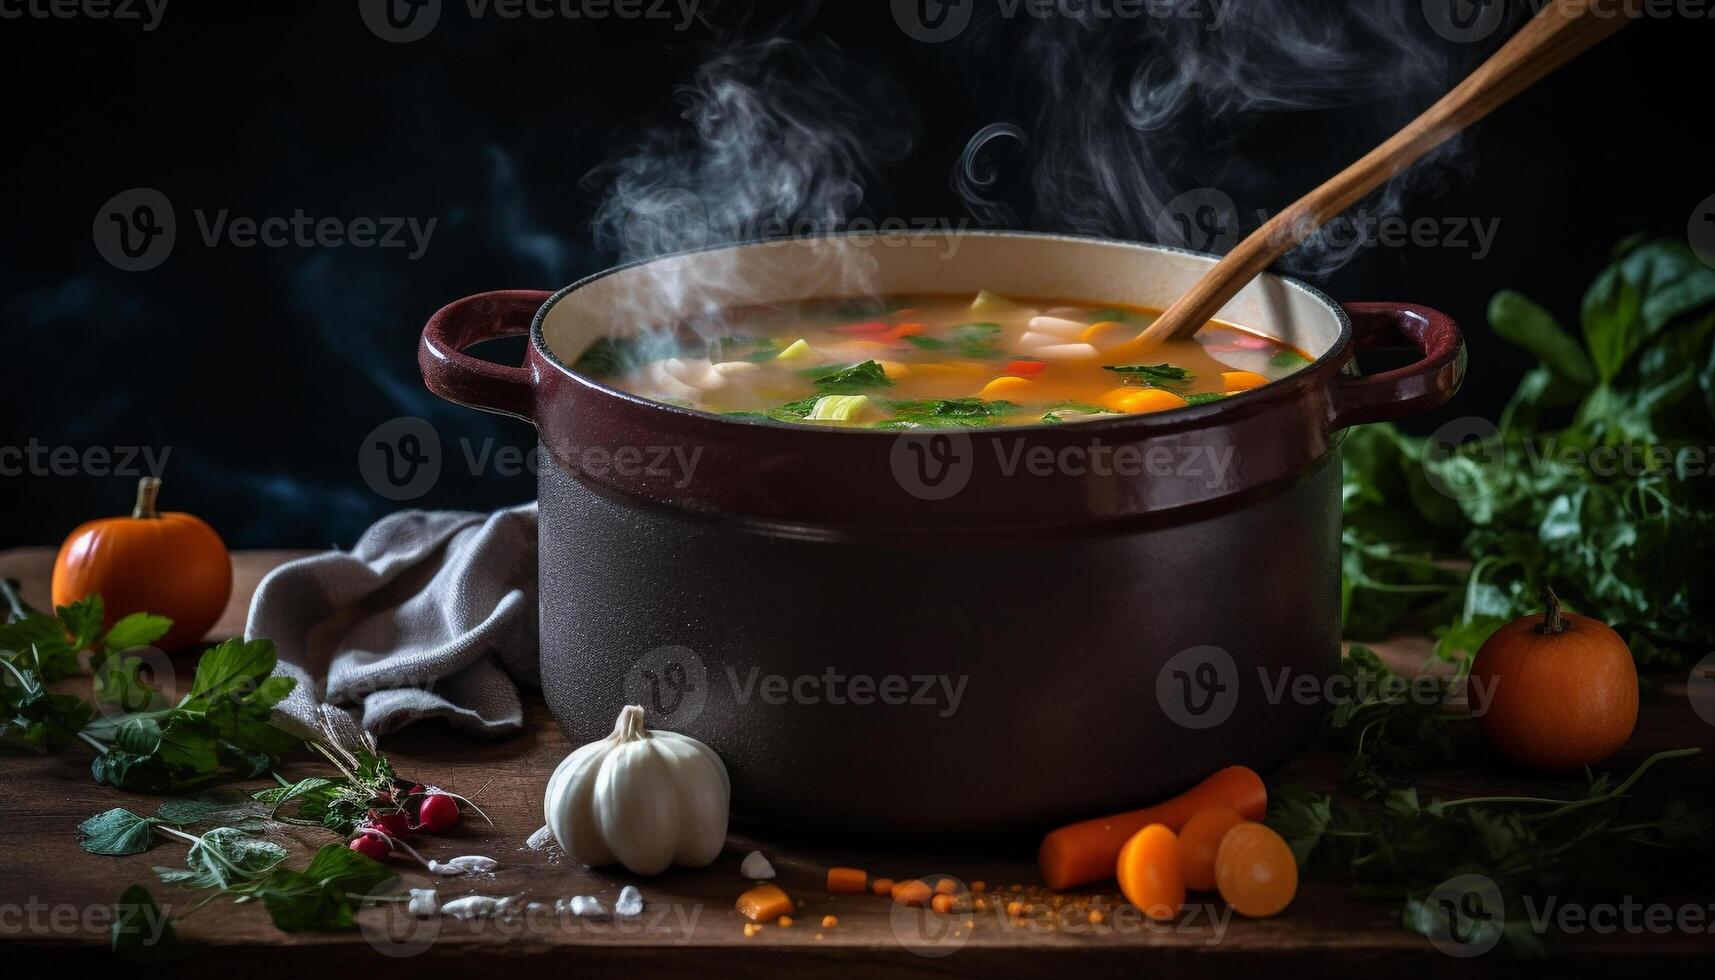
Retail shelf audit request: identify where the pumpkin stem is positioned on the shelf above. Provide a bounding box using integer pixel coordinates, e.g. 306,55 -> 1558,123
612,705 -> 649,741
1537,585 -> 1569,635
132,476 -> 162,520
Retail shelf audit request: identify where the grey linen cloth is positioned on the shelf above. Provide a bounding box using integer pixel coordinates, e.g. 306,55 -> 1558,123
245,503 -> 539,745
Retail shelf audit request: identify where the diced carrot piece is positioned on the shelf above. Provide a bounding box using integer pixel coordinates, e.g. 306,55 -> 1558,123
934,878 -> 958,895
1098,387 -> 1189,414
931,893 -> 955,914
1215,823 -> 1298,917
871,877 -> 894,896
777,915 -> 793,927
821,915 -> 838,928
1080,320 -> 1127,345
827,867 -> 868,893
892,879 -> 933,907
882,322 -> 926,342
1178,806 -> 1246,892
1220,370 -> 1270,391
978,375 -> 1034,398
1116,824 -> 1185,921
737,884 -> 793,922
1004,359 -> 1046,378
743,923 -> 762,937
970,881 -> 987,893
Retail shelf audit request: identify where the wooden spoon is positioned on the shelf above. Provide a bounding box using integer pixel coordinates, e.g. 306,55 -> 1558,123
1137,0 -> 1639,349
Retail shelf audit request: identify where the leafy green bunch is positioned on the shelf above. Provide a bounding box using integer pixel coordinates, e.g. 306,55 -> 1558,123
1341,237 -> 1715,663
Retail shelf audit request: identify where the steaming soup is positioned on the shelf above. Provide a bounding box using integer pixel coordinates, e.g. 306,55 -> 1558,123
573,291 -> 1313,428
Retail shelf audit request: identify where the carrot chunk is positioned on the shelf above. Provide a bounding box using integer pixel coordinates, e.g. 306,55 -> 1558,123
826,867 -> 868,893
871,877 -> 894,896
1038,765 -> 1266,890
931,893 -> 955,914
1220,370 -> 1270,391
1215,823 -> 1298,917
821,915 -> 838,928
933,878 -> 958,896
1116,824 -> 1185,921
736,884 -> 793,922
892,879 -> 933,907
1178,806 -> 1246,892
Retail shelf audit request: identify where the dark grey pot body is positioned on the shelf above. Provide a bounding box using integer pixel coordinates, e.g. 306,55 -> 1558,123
536,448 -> 1341,835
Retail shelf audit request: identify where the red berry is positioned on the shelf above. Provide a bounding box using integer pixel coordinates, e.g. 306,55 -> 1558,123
417,793 -> 460,833
368,809 -> 411,838
349,831 -> 391,860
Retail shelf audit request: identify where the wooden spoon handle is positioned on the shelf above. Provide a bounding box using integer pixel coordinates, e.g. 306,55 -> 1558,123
1138,0 -> 1638,347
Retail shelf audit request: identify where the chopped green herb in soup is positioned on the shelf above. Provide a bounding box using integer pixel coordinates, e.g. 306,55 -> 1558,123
574,292 -> 1313,428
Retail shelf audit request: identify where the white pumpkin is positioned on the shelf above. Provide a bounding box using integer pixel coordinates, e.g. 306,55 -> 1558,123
544,705 -> 730,875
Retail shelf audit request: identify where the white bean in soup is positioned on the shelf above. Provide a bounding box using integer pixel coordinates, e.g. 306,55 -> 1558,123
571,291 -> 1314,428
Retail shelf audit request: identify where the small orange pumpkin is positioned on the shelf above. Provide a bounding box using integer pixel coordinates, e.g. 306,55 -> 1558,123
1469,587 -> 1637,771
52,477 -> 231,652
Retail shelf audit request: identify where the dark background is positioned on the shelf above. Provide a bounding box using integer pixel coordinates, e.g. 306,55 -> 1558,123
4,0 -> 1710,549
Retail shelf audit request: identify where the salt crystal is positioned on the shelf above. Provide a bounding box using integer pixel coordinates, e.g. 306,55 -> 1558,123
740,850 -> 775,880
615,885 -> 643,917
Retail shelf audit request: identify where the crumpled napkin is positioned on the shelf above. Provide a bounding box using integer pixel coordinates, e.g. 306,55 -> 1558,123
245,503 -> 539,744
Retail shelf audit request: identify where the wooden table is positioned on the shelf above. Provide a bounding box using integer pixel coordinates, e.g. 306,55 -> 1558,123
2,548 -> 1710,977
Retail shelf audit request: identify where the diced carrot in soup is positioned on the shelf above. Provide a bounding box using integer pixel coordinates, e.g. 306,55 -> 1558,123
579,293 -> 1313,428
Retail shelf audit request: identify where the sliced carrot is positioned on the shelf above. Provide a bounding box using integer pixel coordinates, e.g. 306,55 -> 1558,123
736,883 -> 793,922
1220,370 -> 1270,391
931,893 -> 955,914
1004,359 -> 1046,378
826,867 -> 868,893
1098,387 -> 1188,414
1080,320 -> 1127,345
1116,824 -> 1185,921
978,375 -> 1034,399
1038,765 -> 1266,890
882,322 -> 926,342
892,879 -> 933,907
933,878 -> 958,895
871,877 -> 894,896
1177,806 -> 1245,892
1215,823 -> 1298,917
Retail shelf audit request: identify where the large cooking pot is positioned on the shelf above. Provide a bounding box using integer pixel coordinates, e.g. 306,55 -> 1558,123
418,232 -> 1464,834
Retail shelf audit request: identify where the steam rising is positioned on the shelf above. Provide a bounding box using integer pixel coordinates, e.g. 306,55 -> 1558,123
954,0 -> 1481,276
585,36 -> 914,333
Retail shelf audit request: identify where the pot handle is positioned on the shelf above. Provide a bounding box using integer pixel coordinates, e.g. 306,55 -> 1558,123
419,290 -> 553,424
1328,302 -> 1466,429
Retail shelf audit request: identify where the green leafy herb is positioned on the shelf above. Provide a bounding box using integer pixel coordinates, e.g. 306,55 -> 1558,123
1269,349 -> 1313,369
951,322 -> 1006,358
807,360 -> 894,394
903,335 -> 950,351
254,745 -> 398,837
1184,392 -> 1229,405
1327,646 -> 1466,798
875,398 -> 1016,429
1340,237 -> 1715,663
1103,363 -> 1195,388
80,807 -> 170,856
1272,748 -> 1709,958
571,336 -> 649,378
0,654 -> 95,752
111,885 -> 180,963
85,638 -> 299,792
